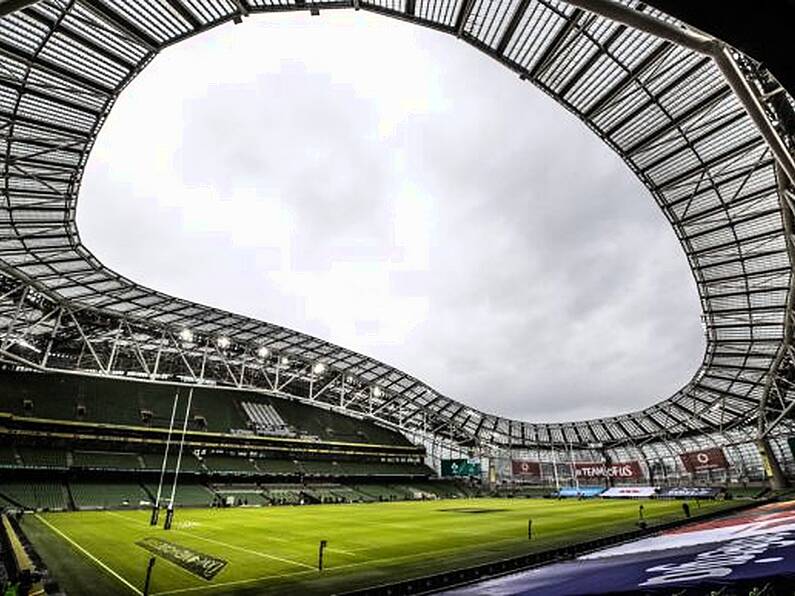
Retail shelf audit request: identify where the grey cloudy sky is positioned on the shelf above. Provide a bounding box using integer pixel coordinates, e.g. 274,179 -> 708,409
78,11 -> 704,423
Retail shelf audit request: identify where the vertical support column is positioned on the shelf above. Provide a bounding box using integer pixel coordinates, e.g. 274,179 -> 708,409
756,436 -> 789,489
601,448 -> 614,489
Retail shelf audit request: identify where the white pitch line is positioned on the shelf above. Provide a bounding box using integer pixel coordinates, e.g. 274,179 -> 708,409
151,531 -> 529,596
102,511 -> 315,571
178,532 -> 315,570
151,566 -> 319,596
34,515 -> 143,596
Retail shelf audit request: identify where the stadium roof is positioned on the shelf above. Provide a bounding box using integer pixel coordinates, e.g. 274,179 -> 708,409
0,0 -> 793,449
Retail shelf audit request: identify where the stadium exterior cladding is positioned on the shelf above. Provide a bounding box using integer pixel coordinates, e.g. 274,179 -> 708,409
0,0 -> 793,462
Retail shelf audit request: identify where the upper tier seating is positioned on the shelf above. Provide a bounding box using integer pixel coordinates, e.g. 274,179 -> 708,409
202,455 -> 258,474
17,447 -> 67,469
0,371 -> 412,446
241,401 -> 292,436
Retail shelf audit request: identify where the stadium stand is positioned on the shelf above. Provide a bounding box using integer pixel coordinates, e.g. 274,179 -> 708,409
262,486 -> 304,505
143,483 -> 215,508
253,458 -> 300,475
0,482 -> 67,511
353,484 -> 409,502
241,401 -> 292,436
202,455 -> 258,474
0,372 -> 412,446
140,452 -> 202,473
72,451 -> 141,471
303,485 -> 365,504
17,448 -> 67,469
212,484 -> 269,505
70,482 -> 148,509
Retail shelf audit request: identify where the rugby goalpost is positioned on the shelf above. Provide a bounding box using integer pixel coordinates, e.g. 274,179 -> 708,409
149,387 -> 194,530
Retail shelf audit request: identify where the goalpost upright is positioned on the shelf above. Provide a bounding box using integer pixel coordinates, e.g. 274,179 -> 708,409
151,392 -> 180,526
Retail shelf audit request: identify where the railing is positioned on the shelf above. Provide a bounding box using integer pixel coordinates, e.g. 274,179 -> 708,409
0,513 -> 44,595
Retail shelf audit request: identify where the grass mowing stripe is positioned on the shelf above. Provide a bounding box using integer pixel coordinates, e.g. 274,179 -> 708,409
103,510 -> 316,571
175,531 -> 316,570
150,521 -> 549,596
34,515 -> 143,596
25,499 -> 739,596
151,566 -> 319,596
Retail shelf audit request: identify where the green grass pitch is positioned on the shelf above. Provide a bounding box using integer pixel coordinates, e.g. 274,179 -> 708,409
21,498 -> 736,595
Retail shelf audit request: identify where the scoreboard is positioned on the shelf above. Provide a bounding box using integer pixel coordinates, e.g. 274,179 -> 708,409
441,458 -> 481,477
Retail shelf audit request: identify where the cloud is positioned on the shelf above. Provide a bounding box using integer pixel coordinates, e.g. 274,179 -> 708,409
78,11 -> 704,423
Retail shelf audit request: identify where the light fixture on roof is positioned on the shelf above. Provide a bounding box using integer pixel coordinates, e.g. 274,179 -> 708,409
312,362 -> 327,375
257,346 -> 270,359
345,375 -> 355,384
280,356 -> 290,366
372,386 -> 383,398
179,328 -> 194,343
217,336 -> 230,350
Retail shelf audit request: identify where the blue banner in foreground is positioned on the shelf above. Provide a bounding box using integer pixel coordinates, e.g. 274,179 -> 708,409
443,501 -> 795,595
557,487 -> 604,498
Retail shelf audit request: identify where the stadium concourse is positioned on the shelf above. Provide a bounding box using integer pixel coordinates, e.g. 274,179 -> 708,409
0,0 -> 795,594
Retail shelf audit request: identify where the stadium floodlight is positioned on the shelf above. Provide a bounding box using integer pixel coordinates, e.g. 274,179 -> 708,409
178,328 -> 194,343
313,362 -> 327,375
372,386 -> 383,398
256,346 -> 270,359
217,336 -> 231,350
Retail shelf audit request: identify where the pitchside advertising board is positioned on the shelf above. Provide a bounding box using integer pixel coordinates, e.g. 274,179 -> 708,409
574,461 -> 643,480
444,501 -> 795,595
658,487 -> 720,499
601,486 -> 657,498
440,458 -> 481,477
679,448 -> 728,473
511,460 -> 541,477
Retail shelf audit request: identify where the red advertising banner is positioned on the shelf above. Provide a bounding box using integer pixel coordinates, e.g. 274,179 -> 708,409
511,460 -> 541,476
680,448 -> 728,472
574,461 -> 643,480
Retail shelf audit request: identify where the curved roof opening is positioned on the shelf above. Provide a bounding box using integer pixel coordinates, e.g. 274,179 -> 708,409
77,11 -> 703,422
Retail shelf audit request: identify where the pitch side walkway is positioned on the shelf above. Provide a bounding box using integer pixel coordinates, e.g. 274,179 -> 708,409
442,500 -> 795,595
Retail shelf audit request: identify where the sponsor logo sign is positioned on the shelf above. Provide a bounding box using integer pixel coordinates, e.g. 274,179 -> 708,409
136,537 -> 227,580
574,461 -> 643,479
511,460 -> 541,477
680,448 -> 728,473
601,486 -> 657,498
658,487 -> 720,499
557,487 -> 604,498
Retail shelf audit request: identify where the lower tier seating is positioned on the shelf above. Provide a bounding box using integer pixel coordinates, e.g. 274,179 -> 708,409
212,484 -> 269,505
143,483 -> 215,507
70,482 -> 148,509
72,451 -> 141,470
0,481 -> 67,510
